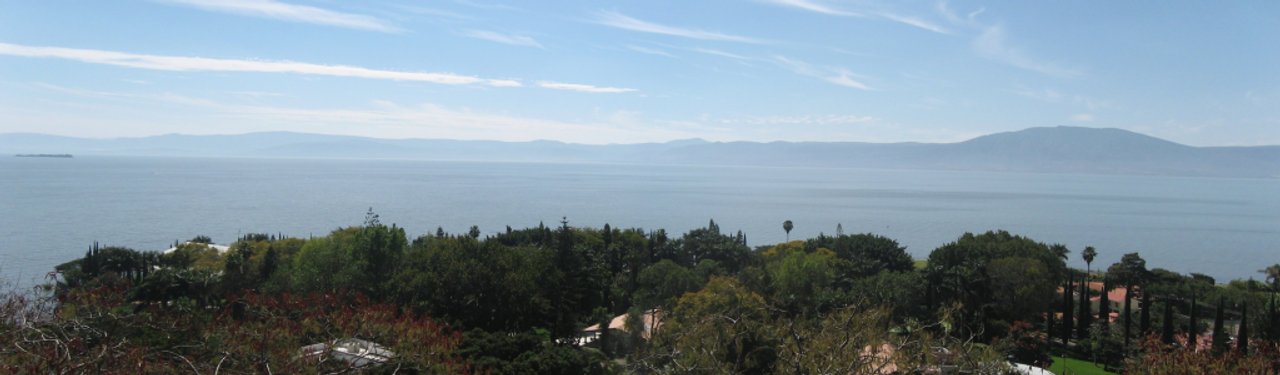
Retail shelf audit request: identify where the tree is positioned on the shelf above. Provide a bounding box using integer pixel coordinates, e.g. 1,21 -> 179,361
925,231 -> 1067,339
1238,301 -> 1249,355
1062,277 -> 1074,345
1188,293 -> 1198,351
1212,297 -> 1226,355
1260,264 -> 1280,292
645,277 -> 777,374
1082,246 -> 1097,277
1140,289 -> 1151,337
1078,275 -> 1091,340
807,233 -> 913,279
1123,285 -> 1132,349
782,220 -> 793,241
1269,296 -> 1279,341
1099,280 -> 1111,328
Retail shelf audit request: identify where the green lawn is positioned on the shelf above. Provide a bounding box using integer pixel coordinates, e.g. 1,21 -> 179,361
1048,356 -> 1114,375
913,259 -> 927,270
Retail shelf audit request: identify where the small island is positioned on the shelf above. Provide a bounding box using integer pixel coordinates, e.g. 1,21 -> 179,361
14,153 -> 73,158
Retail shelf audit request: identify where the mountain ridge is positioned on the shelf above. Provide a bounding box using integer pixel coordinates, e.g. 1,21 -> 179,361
3,126 -> 1277,178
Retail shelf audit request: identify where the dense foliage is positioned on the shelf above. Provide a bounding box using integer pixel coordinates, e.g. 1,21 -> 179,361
2,211 -> 1277,373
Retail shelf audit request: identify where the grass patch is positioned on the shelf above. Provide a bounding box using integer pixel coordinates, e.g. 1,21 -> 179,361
1049,355 -> 1114,375
913,259 -> 927,270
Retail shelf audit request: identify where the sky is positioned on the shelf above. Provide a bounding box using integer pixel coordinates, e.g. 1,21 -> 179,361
0,1 -> 1277,145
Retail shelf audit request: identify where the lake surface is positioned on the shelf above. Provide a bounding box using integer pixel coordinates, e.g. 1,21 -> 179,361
2,156 -> 1278,288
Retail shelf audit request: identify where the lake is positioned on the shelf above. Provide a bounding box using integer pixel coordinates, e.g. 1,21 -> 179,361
2,156 -> 1277,288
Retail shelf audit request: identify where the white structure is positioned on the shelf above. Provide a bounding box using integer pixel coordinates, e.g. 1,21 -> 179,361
1009,362 -> 1056,375
576,309 -> 662,345
162,241 -> 231,254
299,338 -> 394,368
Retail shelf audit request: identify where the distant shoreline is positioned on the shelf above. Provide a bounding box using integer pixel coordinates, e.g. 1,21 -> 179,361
14,153 -> 73,158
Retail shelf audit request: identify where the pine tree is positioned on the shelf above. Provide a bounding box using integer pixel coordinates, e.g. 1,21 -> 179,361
1212,297 -> 1226,355
1238,301 -> 1249,355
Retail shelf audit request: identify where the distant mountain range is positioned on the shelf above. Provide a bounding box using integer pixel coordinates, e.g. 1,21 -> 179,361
4,126 -> 1278,178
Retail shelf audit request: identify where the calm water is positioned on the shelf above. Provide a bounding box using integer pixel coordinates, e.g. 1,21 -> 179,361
3,156 -> 1278,287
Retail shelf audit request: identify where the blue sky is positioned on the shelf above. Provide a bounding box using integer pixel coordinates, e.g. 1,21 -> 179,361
1,1 -> 1276,145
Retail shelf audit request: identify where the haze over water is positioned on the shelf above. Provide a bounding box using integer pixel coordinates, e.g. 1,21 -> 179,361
3,156 -> 1277,288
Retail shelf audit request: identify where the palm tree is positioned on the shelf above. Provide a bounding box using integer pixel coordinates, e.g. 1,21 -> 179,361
783,220 -> 793,241
1082,246 -> 1097,277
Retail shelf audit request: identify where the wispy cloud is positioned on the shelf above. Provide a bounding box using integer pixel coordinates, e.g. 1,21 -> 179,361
537,81 -> 637,94
760,0 -> 862,17
625,45 -> 676,58
876,12 -> 950,34
935,1 -> 983,28
773,56 -> 873,90
460,30 -> 544,48
0,42 -> 520,87
762,0 -> 948,34
593,11 -> 768,44
1071,113 -> 1095,122
155,0 -> 399,33
973,25 -> 1080,78
31,85 -> 675,143
690,48 -> 756,62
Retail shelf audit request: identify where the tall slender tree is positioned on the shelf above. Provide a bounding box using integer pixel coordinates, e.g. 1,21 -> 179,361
782,220 -> 793,241
1078,275 -> 1091,340
1188,293 -> 1199,351
1062,277 -> 1074,345
1123,285 -> 1133,348
1269,295 -> 1278,341
1099,280 -> 1112,328
1212,297 -> 1226,355
1238,301 -> 1249,355
1140,289 -> 1151,336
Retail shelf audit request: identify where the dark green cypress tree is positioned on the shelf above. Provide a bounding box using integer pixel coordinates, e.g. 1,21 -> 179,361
1063,277 -> 1074,345
1099,281 -> 1111,328
1269,295 -> 1278,341
1161,298 -> 1174,345
1047,304 -> 1056,345
1078,275 -> 1091,340
1140,289 -> 1151,336
1212,297 -> 1226,355
1238,301 -> 1249,355
1188,294 -> 1198,351
1123,285 -> 1132,348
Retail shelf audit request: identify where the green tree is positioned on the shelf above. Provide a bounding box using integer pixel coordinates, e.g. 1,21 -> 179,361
1260,264 -> 1280,292
1082,246 -> 1097,277
782,220 -> 793,241
1238,301 -> 1249,355
925,231 -> 1066,339
633,259 -> 701,310
643,277 -> 777,374
1212,297 -> 1226,354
